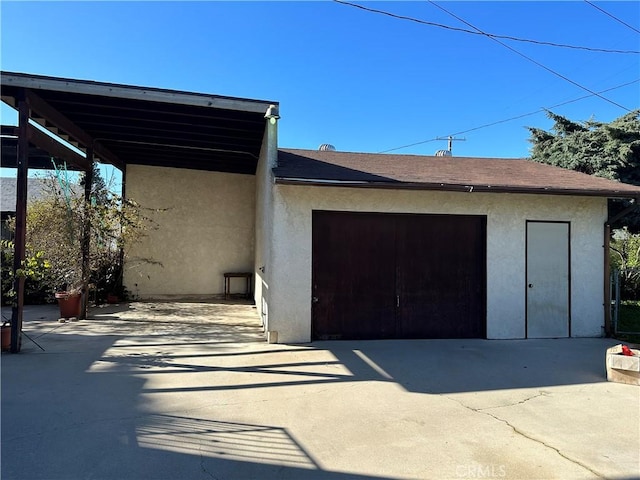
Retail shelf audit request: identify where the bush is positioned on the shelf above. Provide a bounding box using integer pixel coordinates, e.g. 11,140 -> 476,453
611,228 -> 640,301
1,167 -> 151,305
1,239 -> 53,304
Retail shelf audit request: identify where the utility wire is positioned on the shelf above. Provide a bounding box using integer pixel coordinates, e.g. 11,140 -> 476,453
333,0 -> 640,54
427,1 -> 632,112
584,0 -> 640,35
379,78 -> 640,153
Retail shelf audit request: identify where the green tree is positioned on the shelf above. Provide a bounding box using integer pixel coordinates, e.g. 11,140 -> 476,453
528,109 -> 640,183
528,110 -> 640,230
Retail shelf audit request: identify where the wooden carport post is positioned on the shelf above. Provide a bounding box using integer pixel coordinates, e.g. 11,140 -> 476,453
80,148 -> 93,320
10,94 -> 30,353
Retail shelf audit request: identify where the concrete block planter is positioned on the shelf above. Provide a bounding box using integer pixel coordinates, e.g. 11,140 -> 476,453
606,344 -> 640,386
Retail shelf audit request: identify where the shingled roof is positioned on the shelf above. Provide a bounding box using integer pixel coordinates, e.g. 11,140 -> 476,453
274,149 -> 640,198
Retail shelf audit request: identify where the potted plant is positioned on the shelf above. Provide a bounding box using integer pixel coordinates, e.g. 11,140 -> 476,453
1,320 -> 11,351
49,241 -> 84,320
3,167 -> 152,316
22,179 -> 85,318
54,287 -> 83,319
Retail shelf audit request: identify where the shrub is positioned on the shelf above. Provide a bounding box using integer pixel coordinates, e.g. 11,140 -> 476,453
1,166 -> 152,304
611,228 -> 640,301
1,239 -> 53,304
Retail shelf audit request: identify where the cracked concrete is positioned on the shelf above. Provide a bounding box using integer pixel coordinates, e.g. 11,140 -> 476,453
2,302 -> 639,479
445,393 -> 604,478
475,390 -> 550,410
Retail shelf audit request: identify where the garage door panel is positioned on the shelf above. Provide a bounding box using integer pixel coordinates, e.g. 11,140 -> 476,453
327,301 -> 397,339
312,211 -> 486,340
396,215 -> 486,338
312,212 -> 396,340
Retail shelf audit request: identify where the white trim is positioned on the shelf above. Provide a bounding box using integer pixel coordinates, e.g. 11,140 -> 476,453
2,72 -> 275,114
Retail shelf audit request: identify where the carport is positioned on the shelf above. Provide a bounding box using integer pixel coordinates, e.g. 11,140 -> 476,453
1,71 -> 278,352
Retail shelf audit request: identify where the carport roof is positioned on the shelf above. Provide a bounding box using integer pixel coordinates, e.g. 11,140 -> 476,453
1,71 -> 277,174
274,148 -> 640,199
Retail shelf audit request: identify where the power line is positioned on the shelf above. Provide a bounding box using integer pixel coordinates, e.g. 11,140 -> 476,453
427,1 -> 632,112
584,0 -> 640,35
332,0 -> 640,54
378,78 -> 639,153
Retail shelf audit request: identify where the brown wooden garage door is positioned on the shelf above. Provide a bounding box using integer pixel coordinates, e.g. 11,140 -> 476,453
312,211 -> 486,340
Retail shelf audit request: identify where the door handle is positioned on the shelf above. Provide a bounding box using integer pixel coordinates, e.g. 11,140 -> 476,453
528,284 -> 534,288
396,295 -> 400,307
312,296 -> 319,303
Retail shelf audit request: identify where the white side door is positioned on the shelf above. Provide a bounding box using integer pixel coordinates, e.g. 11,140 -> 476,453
526,221 -> 570,338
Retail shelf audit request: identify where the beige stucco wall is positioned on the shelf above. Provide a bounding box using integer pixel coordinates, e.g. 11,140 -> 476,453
254,121 -> 278,334
266,185 -> 608,343
123,165 -> 256,299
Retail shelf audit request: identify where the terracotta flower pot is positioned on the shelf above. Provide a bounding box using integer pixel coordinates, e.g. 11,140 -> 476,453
55,291 -> 82,319
1,323 -> 11,352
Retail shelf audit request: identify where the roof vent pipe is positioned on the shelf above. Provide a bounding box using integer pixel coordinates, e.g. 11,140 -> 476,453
435,149 -> 452,157
319,144 -> 336,151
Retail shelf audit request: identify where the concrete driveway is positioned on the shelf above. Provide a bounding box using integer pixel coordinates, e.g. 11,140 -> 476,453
1,302 -> 638,480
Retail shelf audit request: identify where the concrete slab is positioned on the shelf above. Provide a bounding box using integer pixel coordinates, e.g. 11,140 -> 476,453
2,302 -> 639,480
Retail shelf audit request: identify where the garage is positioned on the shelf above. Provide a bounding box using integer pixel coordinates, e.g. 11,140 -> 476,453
312,210 -> 486,340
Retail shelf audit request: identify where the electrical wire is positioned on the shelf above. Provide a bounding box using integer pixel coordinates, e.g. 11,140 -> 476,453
333,0 -> 640,54
584,0 -> 640,35
378,78 -> 639,153
334,0 -> 637,149
427,1 -> 632,112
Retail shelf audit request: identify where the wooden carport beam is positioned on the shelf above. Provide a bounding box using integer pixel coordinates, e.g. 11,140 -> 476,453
80,148 -> 93,320
2,124 -> 92,171
24,89 -> 125,171
10,96 -> 30,353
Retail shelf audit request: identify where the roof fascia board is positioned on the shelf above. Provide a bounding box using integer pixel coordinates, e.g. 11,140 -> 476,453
2,72 -> 275,114
25,89 -> 124,170
273,177 -> 640,199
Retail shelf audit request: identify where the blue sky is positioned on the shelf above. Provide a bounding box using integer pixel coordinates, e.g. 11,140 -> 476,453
1,1 -> 638,168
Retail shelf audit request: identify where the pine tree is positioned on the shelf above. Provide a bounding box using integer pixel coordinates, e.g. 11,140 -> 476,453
528,110 -> 640,230
528,110 -> 640,184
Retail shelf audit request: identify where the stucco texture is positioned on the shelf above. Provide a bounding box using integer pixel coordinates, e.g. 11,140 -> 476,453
124,165 -> 255,299
253,124 -> 278,334
267,185 -> 607,343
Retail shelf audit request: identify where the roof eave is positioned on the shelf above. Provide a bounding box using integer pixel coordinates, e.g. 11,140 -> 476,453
273,177 -> 640,199
1,71 -> 277,114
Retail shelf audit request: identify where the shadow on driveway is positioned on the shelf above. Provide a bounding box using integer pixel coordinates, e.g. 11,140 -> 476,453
1,301 -> 633,480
